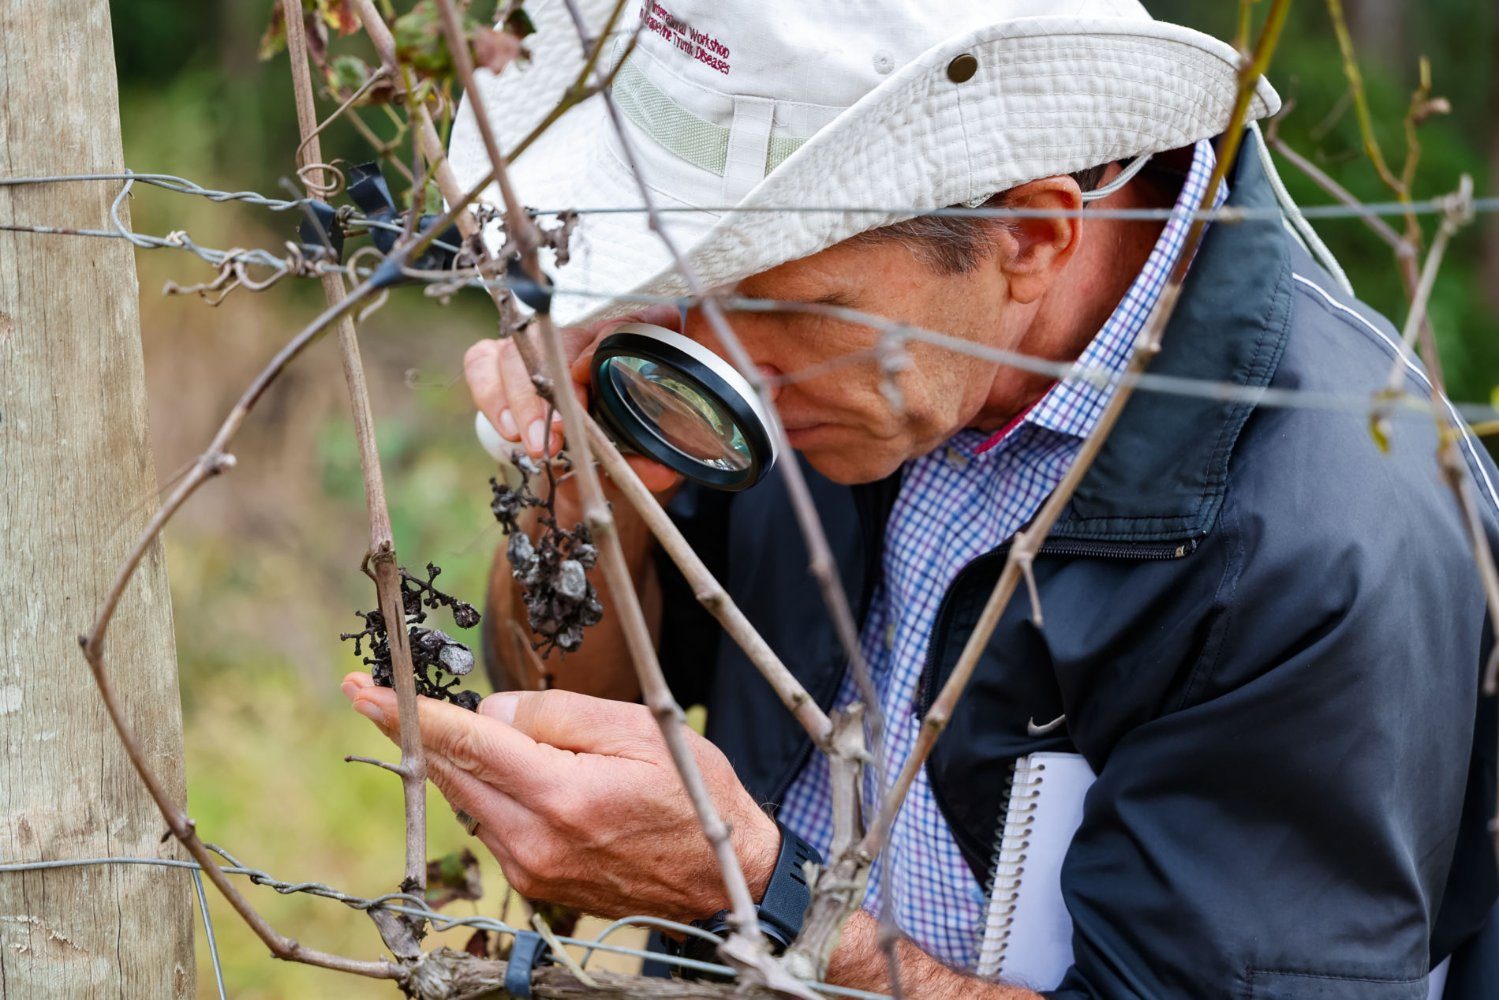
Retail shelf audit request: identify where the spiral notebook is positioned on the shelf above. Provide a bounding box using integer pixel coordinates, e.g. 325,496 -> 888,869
974,752 -> 1095,989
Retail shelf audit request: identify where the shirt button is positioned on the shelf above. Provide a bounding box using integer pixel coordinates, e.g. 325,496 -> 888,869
884,622 -> 897,649
944,446 -> 969,470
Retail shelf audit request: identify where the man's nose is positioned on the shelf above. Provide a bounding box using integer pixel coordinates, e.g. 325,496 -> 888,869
680,311 -> 782,402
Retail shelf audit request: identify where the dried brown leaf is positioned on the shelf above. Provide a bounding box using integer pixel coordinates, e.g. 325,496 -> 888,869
425,847 -> 484,910
472,28 -> 523,74
257,6 -> 287,61
319,0 -> 360,35
462,927 -> 493,959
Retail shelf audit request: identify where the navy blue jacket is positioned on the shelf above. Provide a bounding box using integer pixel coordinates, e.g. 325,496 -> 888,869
653,139 -> 1499,997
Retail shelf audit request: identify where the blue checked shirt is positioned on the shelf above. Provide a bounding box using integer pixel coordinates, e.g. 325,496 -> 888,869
776,141 -> 1225,970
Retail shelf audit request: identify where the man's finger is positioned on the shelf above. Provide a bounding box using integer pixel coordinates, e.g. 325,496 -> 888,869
623,454 -> 683,496
425,754 -> 533,837
343,675 -> 566,797
479,688 -> 665,761
497,337 -> 551,457
463,339 -> 509,437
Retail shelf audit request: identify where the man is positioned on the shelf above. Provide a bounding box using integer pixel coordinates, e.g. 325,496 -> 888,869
343,1 -> 1499,995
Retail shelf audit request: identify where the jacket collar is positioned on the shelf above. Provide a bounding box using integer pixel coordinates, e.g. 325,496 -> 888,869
1047,131 -> 1295,546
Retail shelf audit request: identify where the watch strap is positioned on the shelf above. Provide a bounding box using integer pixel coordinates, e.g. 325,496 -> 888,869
669,819 -> 824,975
757,819 -> 821,944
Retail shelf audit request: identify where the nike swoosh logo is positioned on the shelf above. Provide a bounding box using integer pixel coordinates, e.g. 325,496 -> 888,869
1026,713 -> 1067,737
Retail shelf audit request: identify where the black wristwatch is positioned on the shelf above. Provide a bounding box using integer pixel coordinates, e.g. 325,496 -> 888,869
670,819 -> 822,974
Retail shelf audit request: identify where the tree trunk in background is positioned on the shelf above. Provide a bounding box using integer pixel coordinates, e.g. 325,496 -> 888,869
1485,49 -> 1499,316
1346,0 -> 1406,68
0,2 -> 195,997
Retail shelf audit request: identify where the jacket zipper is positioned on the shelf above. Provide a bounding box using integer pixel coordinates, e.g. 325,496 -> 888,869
914,535 -> 1200,717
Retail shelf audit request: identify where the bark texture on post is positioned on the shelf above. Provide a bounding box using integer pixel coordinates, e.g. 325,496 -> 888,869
0,2 -> 196,996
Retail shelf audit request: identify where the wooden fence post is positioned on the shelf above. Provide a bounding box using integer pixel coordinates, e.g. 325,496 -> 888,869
0,1 -> 196,995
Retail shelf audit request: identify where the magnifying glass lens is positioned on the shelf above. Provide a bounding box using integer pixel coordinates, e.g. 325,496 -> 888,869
590,324 -> 777,491
601,356 -> 753,472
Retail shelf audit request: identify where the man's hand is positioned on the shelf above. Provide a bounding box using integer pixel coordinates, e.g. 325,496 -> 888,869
340,673 -> 779,923
465,310 -> 686,699
464,309 -> 682,494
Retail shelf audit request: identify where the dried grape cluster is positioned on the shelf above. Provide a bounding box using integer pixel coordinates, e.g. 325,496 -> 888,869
489,450 -> 603,656
341,563 -> 483,711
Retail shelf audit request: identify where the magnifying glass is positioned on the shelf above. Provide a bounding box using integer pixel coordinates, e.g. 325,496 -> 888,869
474,323 -> 778,492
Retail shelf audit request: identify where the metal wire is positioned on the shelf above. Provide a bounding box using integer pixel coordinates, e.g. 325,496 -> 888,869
0,170 -> 462,268
461,280 -> 1499,430
0,170 -> 311,210
192,868 -> 229,1000
15,180 -> 1480,430
10,167 -> 1472,426
7,174 -> 1495,433
0,854 -> 892,999
525,194 -> 1498,223
2,168 -> 1494,232
578,914 -> 727,969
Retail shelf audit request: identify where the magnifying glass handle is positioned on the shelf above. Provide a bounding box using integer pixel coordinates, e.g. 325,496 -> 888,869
473,408 -> 638,463
474,410 -> 510,462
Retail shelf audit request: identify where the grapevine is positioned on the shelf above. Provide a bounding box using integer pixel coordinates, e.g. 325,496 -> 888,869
342,563 -> 484,710
489,448 -> 604,656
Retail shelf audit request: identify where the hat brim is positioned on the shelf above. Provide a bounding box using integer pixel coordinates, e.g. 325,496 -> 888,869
452,11 -> 1280,328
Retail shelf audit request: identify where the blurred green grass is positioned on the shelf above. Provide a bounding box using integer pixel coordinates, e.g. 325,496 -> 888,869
106,1 -> 1495,995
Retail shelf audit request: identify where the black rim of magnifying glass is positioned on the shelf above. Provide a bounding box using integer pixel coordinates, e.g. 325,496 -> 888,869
590,331 -> 774,491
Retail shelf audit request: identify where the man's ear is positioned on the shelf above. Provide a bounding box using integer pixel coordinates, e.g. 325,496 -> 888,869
995,176 -> 1083,305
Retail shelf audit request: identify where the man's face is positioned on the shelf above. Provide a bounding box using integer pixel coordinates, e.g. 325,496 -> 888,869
676,236 -> 1041,484
586,176 -> 1086,486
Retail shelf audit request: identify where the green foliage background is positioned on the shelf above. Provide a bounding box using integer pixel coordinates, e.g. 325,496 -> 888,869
103,1 -> 1496,996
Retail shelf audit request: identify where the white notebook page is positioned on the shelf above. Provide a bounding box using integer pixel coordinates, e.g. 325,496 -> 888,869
975,751 -> 1095,989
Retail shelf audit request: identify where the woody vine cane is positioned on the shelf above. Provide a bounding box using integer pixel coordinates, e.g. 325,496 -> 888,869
281,0 -> 432,914
547,0 -> 898,979
19,0 -> 1493,995
863,0 -> 1294,856
356,0 -> 816,992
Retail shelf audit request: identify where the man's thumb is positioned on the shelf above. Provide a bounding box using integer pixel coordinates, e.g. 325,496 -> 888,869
479,691 -> 520,726
482,689 -> 661,759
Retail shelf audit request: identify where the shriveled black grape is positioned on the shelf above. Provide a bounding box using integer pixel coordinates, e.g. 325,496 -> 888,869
341,563 -> 484,711
489,449 -> 605,657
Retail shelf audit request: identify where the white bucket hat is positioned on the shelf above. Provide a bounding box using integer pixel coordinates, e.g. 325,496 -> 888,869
449,0 -> 1281,329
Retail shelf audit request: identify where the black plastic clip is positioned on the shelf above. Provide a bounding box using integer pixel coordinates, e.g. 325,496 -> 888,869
506,256 -> 554,315
297,199 -> 345,263
404,212 -> 464,273
503,930 -> 552,998
345,161 -> 462,277
347,161 -> 398,235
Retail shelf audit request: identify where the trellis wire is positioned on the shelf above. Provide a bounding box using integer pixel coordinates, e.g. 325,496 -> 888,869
0,170 -> 462,266
4,169 -> 1496,225
0,854 -> 892,999
468,283 -> 1499,426
7,170 -> 1495,454
191,867 -> 228,1000
528,194 -> 1498,221
9,169 -> 1492,432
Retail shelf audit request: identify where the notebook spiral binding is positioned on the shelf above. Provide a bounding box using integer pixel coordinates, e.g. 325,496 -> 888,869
974,756 -> 1048,979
